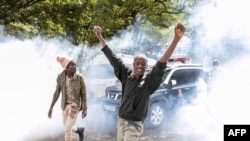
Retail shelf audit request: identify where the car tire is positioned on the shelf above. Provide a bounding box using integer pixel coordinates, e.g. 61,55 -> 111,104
144,102 -> 165,129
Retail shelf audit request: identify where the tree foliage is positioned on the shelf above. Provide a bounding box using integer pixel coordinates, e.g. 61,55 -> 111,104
0,0 -> 203,45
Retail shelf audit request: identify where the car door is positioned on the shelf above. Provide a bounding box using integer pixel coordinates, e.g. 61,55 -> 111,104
166,68 -> 204,110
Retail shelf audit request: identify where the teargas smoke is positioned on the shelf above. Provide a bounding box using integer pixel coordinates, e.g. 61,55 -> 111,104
168,0 -> 250,141
1,0 -> 250,141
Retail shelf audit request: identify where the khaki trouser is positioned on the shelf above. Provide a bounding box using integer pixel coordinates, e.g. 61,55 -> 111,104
63,104 -> 79,141
117,117 -> 143,141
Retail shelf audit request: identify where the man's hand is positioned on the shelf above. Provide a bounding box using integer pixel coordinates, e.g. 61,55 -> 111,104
48,108 -> 53,119
93,25 -> 107,47
174,23 -> 186,39
82,109 -> 87,118
93,26 -> 102,38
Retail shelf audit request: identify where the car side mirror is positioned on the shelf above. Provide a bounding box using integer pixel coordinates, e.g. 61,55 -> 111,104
167,79 -> 177,89
171,80 -> 177,86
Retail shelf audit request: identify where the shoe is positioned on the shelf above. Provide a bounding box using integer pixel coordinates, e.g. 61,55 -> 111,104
76,127 -> 85,141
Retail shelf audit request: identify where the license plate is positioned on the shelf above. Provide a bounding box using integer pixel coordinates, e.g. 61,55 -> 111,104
103,104 -> 116,112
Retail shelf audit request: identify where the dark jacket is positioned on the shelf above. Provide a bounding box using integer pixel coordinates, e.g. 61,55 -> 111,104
102,46 -> 166,121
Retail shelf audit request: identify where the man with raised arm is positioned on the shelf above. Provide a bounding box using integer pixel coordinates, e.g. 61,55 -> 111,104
93,23 -> 185,141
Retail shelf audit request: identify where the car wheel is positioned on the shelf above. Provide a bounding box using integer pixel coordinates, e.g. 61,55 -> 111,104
145,102 -> 165,129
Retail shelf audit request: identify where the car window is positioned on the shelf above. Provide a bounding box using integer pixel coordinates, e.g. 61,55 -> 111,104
171,69 -> 204,86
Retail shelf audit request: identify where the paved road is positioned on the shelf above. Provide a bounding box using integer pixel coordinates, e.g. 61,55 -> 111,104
40,117 -> 210,141
39,101 -> 213,141
40,127 -> 209,141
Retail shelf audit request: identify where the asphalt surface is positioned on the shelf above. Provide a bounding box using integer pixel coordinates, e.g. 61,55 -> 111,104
38,100 -> 213,141
40,126 -> 209,141
39,115 -> 211,141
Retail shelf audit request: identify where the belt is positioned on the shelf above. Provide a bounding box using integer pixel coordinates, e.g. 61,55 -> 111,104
127,120 -> 139,129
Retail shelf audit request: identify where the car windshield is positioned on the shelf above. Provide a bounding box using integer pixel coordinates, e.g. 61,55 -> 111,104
85,64 -> 115,79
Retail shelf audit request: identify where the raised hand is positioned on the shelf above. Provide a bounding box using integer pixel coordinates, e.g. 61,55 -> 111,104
93,26 -> 102,38
174,23 -> 186,39
93,25 -> 106,47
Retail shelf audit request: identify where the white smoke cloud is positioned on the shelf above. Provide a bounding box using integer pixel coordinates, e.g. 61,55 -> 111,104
0,35 -> 116,141
0,37 -> 71,141
1,0 -> 250,141
167,0 -> 250,141
190,0 -> 250,49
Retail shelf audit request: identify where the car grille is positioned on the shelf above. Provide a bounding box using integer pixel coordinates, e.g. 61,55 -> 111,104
106,92 -> 122,100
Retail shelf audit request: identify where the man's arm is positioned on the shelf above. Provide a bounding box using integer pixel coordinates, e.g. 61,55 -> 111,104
93,26 -> 132,83
81,91 -> 87,118
159,23 -> 186,63
93,26 -> 106,47
80,77 -> 87,118
48,88 -> 60,119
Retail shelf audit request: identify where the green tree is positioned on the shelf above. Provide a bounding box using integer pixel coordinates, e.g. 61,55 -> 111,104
0,0 -> 203,45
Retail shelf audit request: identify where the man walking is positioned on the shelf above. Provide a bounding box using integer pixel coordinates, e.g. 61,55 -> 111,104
48,56 -> 87,141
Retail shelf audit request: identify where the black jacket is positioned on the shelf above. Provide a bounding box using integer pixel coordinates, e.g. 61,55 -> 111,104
102,46 -> 166,121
